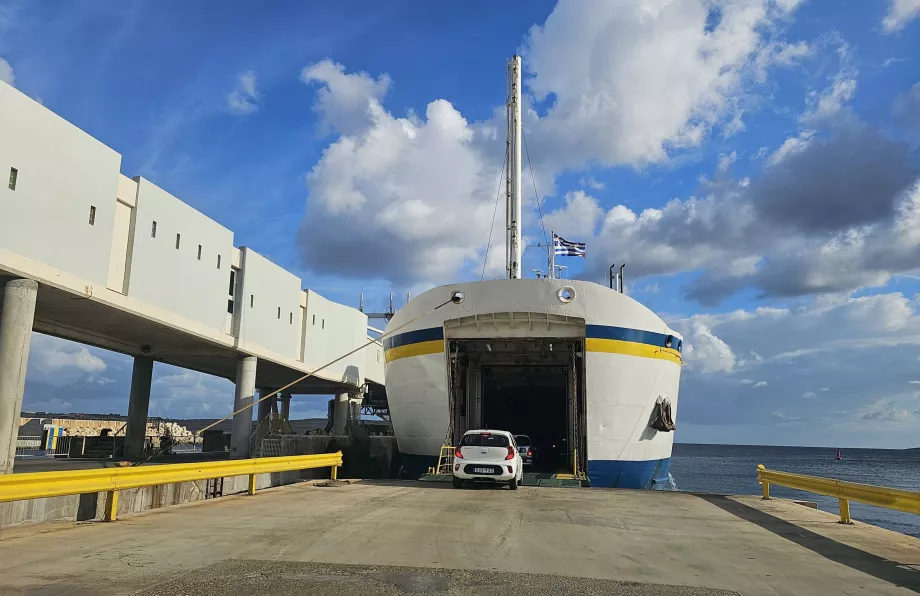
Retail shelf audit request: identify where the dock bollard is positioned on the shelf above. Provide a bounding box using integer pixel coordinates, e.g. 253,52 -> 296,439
838,498 -> 853,524
758,464 -> 770,500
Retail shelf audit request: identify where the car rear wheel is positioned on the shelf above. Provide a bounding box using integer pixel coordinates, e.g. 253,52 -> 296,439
509,476 -> 518,490
452,476 -> 463,489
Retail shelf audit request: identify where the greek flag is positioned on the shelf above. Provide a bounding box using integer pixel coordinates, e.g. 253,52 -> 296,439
553,233 -> 586,257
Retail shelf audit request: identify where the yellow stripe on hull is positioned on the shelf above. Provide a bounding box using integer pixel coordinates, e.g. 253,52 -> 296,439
585,338 -> 682,365
385,340 -> 444,363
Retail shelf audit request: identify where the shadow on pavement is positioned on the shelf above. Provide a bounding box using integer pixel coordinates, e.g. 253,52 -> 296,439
698,494 -> 920,594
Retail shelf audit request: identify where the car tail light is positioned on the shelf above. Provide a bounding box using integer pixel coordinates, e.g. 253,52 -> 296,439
527,449 -> 533,457
505,446 -> 515,460
455,447 -> 463,459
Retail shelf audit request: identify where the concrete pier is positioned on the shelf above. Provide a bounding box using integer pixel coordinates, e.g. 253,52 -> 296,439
0,278 -> 38,474
123,356 -> 154,460
0,483 -> 917,595
230,356 -> 257,459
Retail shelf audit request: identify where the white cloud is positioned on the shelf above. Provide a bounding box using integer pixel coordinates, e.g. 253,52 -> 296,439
773,41 -> 812,65
543,190 -> 604,240
752,381 -> 769,388
740,379 -> 754,385
802,40 -> 857,122
802,391 -> 816,399
579,177 -> 606,191
301,60 -> 391,136
552,126 -> 919,304
771,411 -> 801,424
821,387 -> 830,391
152,369 -> 235,418
525,0 -> 806,168
298,61 -> 503,285
911,380 -> 920,385
296,0 -> 812,287
681,321 -> 736,374
882,0 -> 920,33
26,335 -> 108,389
29,335 -> 106,375
0,57 -> 13,86
225,71 -> 260,115
718,151 -> 738,172
767,130 -> 814,166
862,400 -> 912,422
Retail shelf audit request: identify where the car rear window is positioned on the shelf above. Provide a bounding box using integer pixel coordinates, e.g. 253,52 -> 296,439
461,433 -> 510,447
514,435 -> 531,445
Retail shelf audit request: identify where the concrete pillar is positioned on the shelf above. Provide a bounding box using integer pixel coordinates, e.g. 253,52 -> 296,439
331,391 -> 350,435
230,356 -> 257,459
279,394 -> 291,420
0,278 -> 38,474
256,388 -> 273,427
124,356 -> 154,460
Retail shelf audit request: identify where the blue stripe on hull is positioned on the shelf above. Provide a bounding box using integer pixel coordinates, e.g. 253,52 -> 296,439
587,458 -> 672,490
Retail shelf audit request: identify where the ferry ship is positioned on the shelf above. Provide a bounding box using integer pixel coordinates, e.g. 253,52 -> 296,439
383,55 -> 682,489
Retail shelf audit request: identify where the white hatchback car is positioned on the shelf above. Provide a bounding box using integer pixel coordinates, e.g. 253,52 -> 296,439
452,429 -> 524,490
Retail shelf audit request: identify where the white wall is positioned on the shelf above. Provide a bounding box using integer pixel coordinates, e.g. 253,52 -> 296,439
237,248 -> 303,358
302,290 -> 369,386
0,81 -> 121,285
126,177 -> 235,332
0,81 -> 379,391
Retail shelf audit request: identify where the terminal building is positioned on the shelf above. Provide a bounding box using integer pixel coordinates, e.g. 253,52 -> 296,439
0,79 -> 384,472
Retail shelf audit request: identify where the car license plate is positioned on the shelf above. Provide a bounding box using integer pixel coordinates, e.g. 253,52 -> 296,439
473,467 -> 492,474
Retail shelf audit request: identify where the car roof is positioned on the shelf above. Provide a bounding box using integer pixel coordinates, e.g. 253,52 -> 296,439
462,429 -> 514,438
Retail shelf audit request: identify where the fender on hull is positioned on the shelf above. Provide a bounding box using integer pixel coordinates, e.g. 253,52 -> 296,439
587,458 -> 673,490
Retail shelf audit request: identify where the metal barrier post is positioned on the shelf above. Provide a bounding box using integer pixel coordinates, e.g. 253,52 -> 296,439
331,464 -> 338,481
104,490 -> 119,521
758,464 -> 770,499
248,474 -> 257,495
838,497 -> 852,524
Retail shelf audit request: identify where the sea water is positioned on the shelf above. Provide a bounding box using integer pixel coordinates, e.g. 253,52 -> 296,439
670,443 -> 920,538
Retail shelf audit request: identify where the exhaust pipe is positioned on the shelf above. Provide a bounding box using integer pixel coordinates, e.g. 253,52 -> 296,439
609,264 -> 617,290
619,264 -> 625,294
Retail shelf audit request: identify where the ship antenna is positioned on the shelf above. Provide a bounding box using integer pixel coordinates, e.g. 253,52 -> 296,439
506,54 -> 523,279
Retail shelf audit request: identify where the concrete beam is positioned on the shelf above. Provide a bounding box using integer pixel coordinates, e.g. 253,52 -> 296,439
230,356 -> 257,459
124,356 -> 154,460
0,278 -> 38,474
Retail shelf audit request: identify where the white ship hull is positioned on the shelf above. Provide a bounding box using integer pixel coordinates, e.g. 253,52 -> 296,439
383,278 -> 682,489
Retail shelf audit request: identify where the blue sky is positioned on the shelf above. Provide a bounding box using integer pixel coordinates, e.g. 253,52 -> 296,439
4,0 -> 920,447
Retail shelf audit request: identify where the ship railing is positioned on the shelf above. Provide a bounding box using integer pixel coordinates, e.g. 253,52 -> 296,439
0,452 -> 343,521
757,464 -> 920,524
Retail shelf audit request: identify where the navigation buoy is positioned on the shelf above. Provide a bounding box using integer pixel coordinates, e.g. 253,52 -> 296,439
835,448 -> 842,460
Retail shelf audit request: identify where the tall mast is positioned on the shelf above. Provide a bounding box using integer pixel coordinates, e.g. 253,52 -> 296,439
506,54 -> 523,280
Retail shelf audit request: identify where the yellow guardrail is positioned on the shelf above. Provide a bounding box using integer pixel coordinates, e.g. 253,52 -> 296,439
0,452 -> 342,521
757,464 -> 920,524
